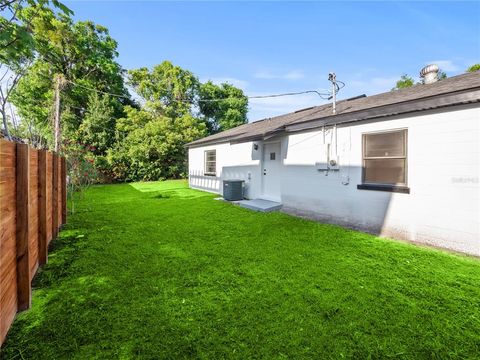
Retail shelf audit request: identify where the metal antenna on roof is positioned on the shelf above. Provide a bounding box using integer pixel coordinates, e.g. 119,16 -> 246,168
328,72 -> 337,115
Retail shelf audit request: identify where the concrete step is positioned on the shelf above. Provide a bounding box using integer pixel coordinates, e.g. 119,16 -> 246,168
238,199 -> 283,212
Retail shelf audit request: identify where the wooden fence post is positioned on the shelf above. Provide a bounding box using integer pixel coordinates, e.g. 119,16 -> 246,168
57,156 -> 62,228
15,143 -> 31,311
38,150 -> 48,265
52,153 -> 58,238
61,157 -> 67,225
46,152 -> 53,244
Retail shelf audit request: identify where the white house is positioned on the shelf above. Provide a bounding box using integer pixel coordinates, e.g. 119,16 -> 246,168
187,67 -> 480,256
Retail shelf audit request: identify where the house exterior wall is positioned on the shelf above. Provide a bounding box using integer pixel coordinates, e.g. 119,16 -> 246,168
188,141 -> 262,199
188,104 -> 480,255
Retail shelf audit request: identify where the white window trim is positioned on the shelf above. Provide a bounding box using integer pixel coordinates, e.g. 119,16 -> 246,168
204,150 -> 216,176
361,128 -> 408,186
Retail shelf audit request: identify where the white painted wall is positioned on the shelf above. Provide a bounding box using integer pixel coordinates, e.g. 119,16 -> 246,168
188,104 -> 480,255
188,141 -> 262,199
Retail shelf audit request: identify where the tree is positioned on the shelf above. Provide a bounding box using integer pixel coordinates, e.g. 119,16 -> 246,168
10,13 -> 130,147
78,92 -> 115,155
0,0 -> 71,63
467,64 -> 480,72
198,81 -> 248,134
0,0 -> 70,139
118,61 -> 248,181
0,63 -> 24,139
392,74 -> 415,90
128,61 -> 198,119
128,62 -> 248,135
392,68 -> 448,90
108,106 -> 206,181
9,60 -> 53,144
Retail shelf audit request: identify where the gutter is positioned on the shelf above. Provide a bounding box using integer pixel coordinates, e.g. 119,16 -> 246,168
285,88 -> 480,133
185,132 -> 249,148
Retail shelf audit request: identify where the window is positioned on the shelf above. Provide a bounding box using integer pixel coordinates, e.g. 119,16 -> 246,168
360,129 -> 408,191
204,150 -> 216,176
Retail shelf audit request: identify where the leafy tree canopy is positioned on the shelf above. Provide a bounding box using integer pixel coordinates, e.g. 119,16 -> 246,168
128,61 -> 198,119
8,60 -> 53,144
3,6 -> 248,183
467,64 -> 480,72
198,81 -> 248,133
11,12 -> 131,148
0,0 -> 72,64
78,92 -> 115,155
392,74 -> 415,90
0,0 -> 71,139
392,67 -> 448,90
128,61 -> 248,134
108,106 -> 207,181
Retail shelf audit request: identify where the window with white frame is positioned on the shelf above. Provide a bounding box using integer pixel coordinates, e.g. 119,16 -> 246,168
362,129 -> 407,186
204,150 -> 216,176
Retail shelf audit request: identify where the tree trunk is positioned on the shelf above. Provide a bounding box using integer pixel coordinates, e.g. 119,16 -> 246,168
0,108 -> 11,140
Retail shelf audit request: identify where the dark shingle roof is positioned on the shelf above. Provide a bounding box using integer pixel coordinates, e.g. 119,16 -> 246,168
187,71 -> 480,147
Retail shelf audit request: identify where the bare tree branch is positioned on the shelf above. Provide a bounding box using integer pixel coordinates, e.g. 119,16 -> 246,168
0,60 -> 30,140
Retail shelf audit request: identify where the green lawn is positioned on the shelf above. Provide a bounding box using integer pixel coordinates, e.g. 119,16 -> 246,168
1,180 -> 479,359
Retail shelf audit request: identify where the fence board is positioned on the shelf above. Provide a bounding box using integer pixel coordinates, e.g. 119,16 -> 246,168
0,140 -> 67,345
28,149 -> 39,281
61,157 -> 67,225
16,143 -> 31,311
38,151 -> 47,265
46,152 -> 53,244
0,140 -> 18,345
52,154 -> 58,239
57,156 -> 62,229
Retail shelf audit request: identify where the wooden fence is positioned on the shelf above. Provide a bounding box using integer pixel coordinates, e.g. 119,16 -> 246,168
0,139 -> 67,345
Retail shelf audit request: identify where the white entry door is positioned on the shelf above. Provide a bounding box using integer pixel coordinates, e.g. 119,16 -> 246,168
261,142 -> 281,201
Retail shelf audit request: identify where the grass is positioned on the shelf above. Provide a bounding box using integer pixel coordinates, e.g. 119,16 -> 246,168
1,180 -> 479,359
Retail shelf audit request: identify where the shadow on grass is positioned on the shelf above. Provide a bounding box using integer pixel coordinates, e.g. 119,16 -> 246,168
141,188 -> 213,200
148,193 -> 171,199
0,229 -> 121,359
33,230 -> 87,289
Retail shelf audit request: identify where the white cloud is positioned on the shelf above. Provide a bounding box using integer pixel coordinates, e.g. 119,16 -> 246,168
254,69 -> 305,80
427,60 -> 459,72
200,77 -> 248,89
284,70 -> 305,80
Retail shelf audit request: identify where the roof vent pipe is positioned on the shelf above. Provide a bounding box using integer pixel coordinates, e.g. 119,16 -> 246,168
420,64 -> 439,84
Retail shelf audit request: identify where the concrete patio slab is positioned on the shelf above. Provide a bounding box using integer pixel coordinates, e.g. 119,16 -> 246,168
238,199 -> 283,212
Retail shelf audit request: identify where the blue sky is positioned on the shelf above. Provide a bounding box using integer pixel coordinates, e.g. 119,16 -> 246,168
65,1 -> 480,121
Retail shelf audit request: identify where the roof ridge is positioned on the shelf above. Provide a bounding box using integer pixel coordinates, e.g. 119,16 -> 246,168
187,71 -> 480,147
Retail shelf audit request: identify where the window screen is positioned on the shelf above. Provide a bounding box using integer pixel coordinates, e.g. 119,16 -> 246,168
204,150 -> 216,176
363,130 -> 407,185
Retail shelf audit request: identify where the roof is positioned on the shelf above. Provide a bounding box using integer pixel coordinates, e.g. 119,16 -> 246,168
187,71 -> 480,147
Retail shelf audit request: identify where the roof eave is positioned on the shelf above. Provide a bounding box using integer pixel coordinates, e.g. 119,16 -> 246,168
185,133 -> 248,148
285,88 -> 480,133
186,81 -> 480,148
